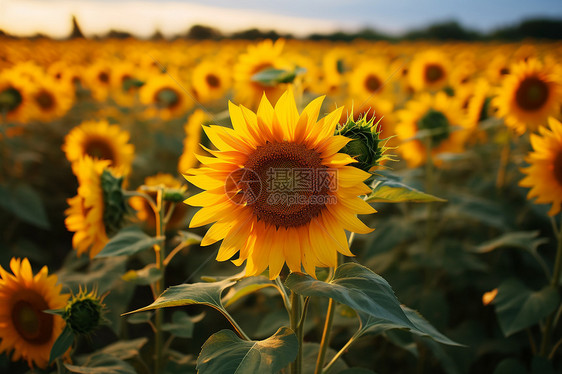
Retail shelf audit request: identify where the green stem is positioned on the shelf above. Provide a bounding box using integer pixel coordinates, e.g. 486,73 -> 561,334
425,137 -> 436,255
275,276 -> 292,313
322,330 -> 362,374
539,217 -> 562,357
219,308 -> 251,341
154,188 -> 166,374
290,291 -> 302,374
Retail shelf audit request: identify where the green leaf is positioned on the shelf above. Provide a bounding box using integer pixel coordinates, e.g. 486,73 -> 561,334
493,278 -> 559,336
196,327 -> 297,374
122,265 -> 163,285
124,278 -> 235,315
177,230 -> 203,247
286,263 -> 414,329
65,356 -> 137,374
251,67 -> 306,86
162,311 -> 205,339
493,358 -> 527,374
127,312 -> 153,325
301,342 -> 348,374
95,338 -> 149,360
339,369 -> 378,374
473,231 -> 548,254
7,184 -> 50,229
366,177 -> 446,203
96,227 -> 164,258
222,275 -> 275,308
49,326 -> 74,363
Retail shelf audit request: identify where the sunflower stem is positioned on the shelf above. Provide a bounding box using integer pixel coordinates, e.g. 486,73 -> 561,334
322,329 -> 362,374
496,138 -> 511,189
153,187 -> 166,374
539,216 -> 562,357
424,137 -> 436,256
275,276 -> 292,313
290,291 -> 302,374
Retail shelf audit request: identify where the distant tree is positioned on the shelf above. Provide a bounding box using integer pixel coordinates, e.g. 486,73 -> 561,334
69,15 -> 84,39
106,30 -> 133,39
491,18 -> 562,40
186,24 -> 223,40
404,21 -> 481,40
230,28 -> 291,40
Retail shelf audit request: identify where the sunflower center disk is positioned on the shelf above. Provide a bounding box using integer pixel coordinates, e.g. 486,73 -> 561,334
553,151 -> 562,187
365,75 -> 381,93
424,64 -> 444,83
84,138 -> 116,162
516,77 -> 549,111
155,88 -> 180,109
205,74 -> 220,88
0,87 -> 23,112
418,109 -> 450,146
11,293 -> 53,345
235,142 -> 336,228
35,90 -> 55,111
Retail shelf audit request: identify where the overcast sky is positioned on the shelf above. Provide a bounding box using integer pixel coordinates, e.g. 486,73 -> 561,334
0,0 -> 560,38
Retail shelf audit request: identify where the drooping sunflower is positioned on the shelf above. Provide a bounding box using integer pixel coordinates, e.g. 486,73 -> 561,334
184,90 -> 375,280
395,92 -> 468,168
130,173 -> 188,230
233,39 -> 290,109
62,120 -> 135,175
178,109 -> 209,173
65,156 -> 127,258
0,258 -> 68,369
492,58 -> 562,134
191,60 -> 232,104
139,72 -> 193,120
408,49 -> 451,92
519,117 -> 562,216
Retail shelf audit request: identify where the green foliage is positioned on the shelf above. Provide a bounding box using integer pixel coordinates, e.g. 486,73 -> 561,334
49,326 -> 74,364
251,67 -> 306,86
96,226 -> 164,258
366,175 -> 446,203
196,327 -> 298,374
0,183 -> 50,229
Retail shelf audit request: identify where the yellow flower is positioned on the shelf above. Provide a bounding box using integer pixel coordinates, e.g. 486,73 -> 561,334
184,90 -> 375,280
178,109 -> 208,173
31,74 -> 74,123
139,72 -> 193,120
396,92 -> 468,168
62,120 -> 135,175
519,117 -> 562,216
408,49 -> 450,92
0,258 -> 68,369
0,70 -> 37,125
348,58 -> 394,101
84,61 -> 113,102
493,58 -> 562,135
65,156 -> 125,258
192,60 -> 232,104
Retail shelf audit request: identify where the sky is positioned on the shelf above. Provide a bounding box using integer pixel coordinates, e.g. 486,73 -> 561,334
0,0 -> 561,38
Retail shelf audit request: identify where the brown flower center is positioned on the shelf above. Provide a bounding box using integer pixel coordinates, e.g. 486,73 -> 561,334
500,68 -> 510,75
98,71 -> 110,84
205,74 -> 220,88
229,142 -> 335,228
84,138 -> 115,162
424,64 -> 445,84
11,290 -> 53,345
154,88 -> 180,109
553,151 -> 562,187
515,76 -> 549,111
364,75 -> 381,93
35,89 -> 55,111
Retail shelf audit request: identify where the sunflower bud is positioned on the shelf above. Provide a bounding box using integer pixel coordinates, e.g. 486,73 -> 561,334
63,288 -> 105,335
163,187 -> 188,203
101,169 -> 127,236
337,113 -> 393,172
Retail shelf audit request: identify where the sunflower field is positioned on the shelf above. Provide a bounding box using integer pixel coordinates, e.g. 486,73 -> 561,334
1,36 -> 562,374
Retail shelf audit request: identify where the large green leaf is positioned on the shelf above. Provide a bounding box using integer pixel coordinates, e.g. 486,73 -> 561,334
196,327 -> 297,374
124,278 -> 235,315
366,177 -> 445,203
493,278 -> 559,336
474,231 -> 548,254
96,227 -> 164,258
251,67 -> 306,86
286,263 -> 414,329
49,326 -> 74,363
222,275 -> 275,307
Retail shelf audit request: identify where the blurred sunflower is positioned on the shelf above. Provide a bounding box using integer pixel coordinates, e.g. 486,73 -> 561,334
110,62 -> 145,107
65,156 -> 126,258
130,173 -> 188,229
408,49 -> 451,92
31,74 -> 74,122
0,70 -> 36,125
184,90 -> 375,280
140,73 -> 193,120
233,39 -> 289,109
178,109 -> 209,173
493,58 -> 562,134
84,62 -> 113,102
486,54 -> 511,85
0,258 -> 68,369
396,92 -> 468,168
464,78 -> 495,142
519,117 -> 562,216
62,120 -> 135,175
348,59 -> 393,101
192,60 -> 231,104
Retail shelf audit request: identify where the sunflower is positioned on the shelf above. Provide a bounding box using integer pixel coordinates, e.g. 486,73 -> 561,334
65,156 -> 126,258
191,60 -> 231,104
184,90 -> 375,280
178,109 -> 209,173
519,117 -> 562,216
348,59 -> 394,101
130,173 -> 188,229
492,58 -> 562,134
464,78 -> 495,142
0,258 -> 68,369
139,72 -> 193,120
0,70 -> 36,125
110,61 -> 145,107
84,61 -> 113,102
233,39 -> 290,109
31,74 -> 74,123
408,49 -> 451,92
62,120 -> 135,175
395,92 -> 468,168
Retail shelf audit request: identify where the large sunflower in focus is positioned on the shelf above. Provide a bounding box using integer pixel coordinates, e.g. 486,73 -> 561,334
0,258 -> 68,369
62,120 -> 135,175
519,117 -> 562,216
396,92 -> 468,168
178,109 -> 209,173
184,90 -> 375,280
65,156 -> 126,258
493,58 -> 562,135
233,39 -> 289,109
408,50 -> 450,92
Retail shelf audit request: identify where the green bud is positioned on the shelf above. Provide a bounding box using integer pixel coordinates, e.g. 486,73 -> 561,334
163,188 -> 187,203
63,288 -> 105,335
417,109 -> 450,146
